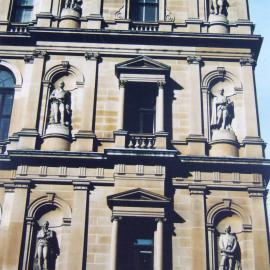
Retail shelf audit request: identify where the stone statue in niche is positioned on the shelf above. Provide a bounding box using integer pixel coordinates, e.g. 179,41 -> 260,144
219,225 -> 241,270
211,89 -> 234,131
48,81 -> 71,127
63,0 -> 82,14
35,221 -> 59,270
210,0 -> 229,16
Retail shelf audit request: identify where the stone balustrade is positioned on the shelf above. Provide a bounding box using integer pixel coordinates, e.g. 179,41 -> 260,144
128,134 -> 156,149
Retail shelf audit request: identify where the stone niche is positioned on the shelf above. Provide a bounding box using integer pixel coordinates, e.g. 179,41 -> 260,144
27,206 -> 64,270
209,79 -> 239,157
42,73 -> 77,151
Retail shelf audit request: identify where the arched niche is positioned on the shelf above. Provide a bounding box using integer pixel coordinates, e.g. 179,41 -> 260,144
206,200 -> 252,270
23,194 -> 71,270
201,68 -> 242,142
39,62 -> 85,139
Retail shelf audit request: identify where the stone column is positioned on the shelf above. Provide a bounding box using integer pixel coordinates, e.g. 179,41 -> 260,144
67,181 -> 90,270
0,0 -> 11,31
2,179 -> 30,270
110,216 -> 120,270
156,81 -> 165,132
72,52 -> 99,152
240,58 -> 264,157
189,185 -> 207,270
248,188 -> 270,270
18,51 -> 47,150
117,80 -> 126,131
85,0 -> 103,29
186,56 -> 206,155
154,218 -> 164,270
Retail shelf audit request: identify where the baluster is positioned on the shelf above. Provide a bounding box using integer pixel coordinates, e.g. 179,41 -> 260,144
134,137 -> 140,148
141,138 -> 146,148
128,137 -> 134,148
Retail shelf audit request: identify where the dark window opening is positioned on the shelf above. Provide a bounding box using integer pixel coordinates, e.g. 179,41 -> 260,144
124,82 -> 157,134
130,0 -> 159,22
12,0 -> 34,23
118,218 -> 154,270
0,68 -> 15,141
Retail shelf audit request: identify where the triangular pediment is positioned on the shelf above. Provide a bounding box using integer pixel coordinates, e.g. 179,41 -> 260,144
107,188 -> 170,208
115,56 -> 170,76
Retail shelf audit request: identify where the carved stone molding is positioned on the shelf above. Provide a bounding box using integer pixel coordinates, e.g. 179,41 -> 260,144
4,183 -> 15,193
240,57 -> 256,67
248,187 -> 266,198
187,56 -> 202,65
14,179 -> 31,189
73,181 -> 91,191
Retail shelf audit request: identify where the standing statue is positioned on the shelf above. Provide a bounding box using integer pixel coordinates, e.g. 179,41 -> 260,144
219,225 -> 242,270
48,81 -> 72,126
211,89 -> 234,131
36,221 -> 53,270
210,0 -> 228,16
64,0 -> 82,13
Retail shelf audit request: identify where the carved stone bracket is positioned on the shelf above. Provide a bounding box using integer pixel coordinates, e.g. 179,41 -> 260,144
61,60 -> 70,72
165,9 -> 175,22
217,67 -> 226,79
240,58 -> 256,67
115,4 -> 125,20
119,79 -> 127,87
187,56 -> 202,65
155,217 -> 167,223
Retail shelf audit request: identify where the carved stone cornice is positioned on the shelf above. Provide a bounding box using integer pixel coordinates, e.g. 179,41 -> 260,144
240,57 -> 256,67
187,56 -> 202,65
85,51 -> 100,61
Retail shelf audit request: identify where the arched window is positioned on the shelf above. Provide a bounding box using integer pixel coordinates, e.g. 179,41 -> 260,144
0,68 -> 15,141
12,0 -> 34,23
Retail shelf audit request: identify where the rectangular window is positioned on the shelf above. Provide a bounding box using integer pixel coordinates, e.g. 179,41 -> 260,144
12,0 -> 33,23
124,83 -> 157,134
118,218 -> 154,270
130,0 -> 159,22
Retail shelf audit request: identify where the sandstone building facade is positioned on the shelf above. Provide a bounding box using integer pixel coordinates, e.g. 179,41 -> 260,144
0,0 -> 269,269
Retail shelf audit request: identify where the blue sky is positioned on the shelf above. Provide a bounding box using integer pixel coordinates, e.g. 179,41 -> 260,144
249,1 -> 270,219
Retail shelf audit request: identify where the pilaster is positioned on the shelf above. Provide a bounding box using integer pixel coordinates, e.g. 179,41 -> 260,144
0,0 -> 11,31
248,188 -> 270,270
72,52 -> 99,152
2,179 -> 30,270
186,56 -> 206,156
240,58 -> 264,158
18,51 -> 47,150
189,185 -> 207,270
36,0 -> 53,27
85,0 -> 103,29
110,216 -> 121,270
154,217 -> 165,270
67,181 -> 91,270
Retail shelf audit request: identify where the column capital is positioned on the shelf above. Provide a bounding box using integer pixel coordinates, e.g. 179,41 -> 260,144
111,215 -> 122,222
33,50 -> 48,59
73,181 -> 92,191
119,80 -> 127,87
187,56 -> 202,65
248,187 -> 267,198
14,179 -> 31,189
4,183 -> 15,193
157,80 -> 165,88
155,217 -> 167,223
189,185 -> 207,195
240,57 -> 256,67
85,51 -> 100,61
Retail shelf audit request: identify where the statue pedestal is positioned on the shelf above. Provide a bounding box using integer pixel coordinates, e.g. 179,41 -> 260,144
42,124 -> 71,151
208,14 -> 228,34
210,129 -> 239,157
59,8 -> 81,28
